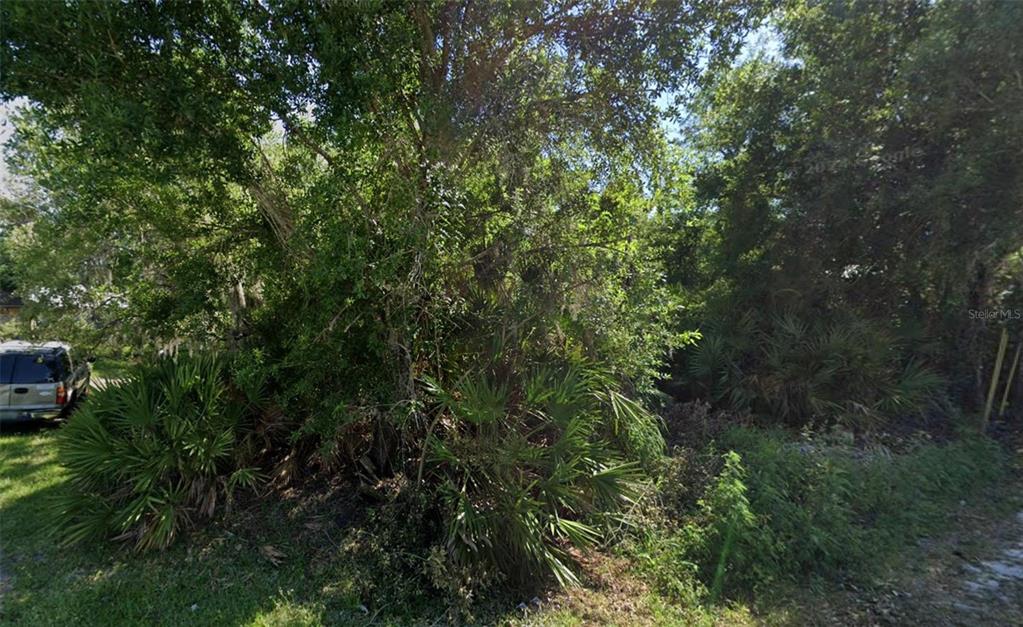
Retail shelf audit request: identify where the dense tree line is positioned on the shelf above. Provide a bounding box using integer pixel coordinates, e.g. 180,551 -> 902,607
669,0 -> 1023,426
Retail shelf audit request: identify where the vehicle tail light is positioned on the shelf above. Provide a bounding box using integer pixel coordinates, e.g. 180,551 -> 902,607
56,384 -> 67,406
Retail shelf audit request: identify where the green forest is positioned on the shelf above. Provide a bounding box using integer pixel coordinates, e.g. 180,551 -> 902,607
1,0 -> 1021,624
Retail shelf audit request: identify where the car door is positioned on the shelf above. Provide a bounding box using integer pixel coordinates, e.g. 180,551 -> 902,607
8,353 -> 60,412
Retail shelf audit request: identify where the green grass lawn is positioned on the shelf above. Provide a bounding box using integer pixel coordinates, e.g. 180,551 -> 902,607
88,357 -> 134,381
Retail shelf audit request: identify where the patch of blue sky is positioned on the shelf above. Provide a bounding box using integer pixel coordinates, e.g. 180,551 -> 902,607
657,20 -> 786,146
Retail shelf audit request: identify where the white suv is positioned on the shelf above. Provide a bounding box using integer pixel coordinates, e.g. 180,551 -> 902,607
0,341 -> 92,423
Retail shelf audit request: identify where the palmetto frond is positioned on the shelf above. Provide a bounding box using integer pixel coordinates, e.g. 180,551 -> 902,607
420,362 -> 661,587
55,352 -> 262,551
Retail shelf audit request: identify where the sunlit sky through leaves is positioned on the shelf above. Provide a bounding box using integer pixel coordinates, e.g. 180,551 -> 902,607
0,23 -> 782,199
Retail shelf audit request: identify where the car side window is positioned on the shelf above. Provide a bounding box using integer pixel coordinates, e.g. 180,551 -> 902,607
0,355 -> 13,384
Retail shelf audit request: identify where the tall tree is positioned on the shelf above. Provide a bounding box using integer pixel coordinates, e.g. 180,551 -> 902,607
670,0 -> 1023,421
1,0 -> 763,585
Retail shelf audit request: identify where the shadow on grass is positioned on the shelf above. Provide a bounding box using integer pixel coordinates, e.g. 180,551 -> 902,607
0,420 -> 61,436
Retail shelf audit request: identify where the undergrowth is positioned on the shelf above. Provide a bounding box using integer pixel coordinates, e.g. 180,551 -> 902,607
631,426 -> 1009,604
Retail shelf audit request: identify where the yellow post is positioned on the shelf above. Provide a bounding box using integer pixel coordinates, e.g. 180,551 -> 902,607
998,339 -> 1022,417
982,327 -> 1009,430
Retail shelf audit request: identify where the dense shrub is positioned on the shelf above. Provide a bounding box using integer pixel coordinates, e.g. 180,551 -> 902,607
420,364 -> 664,589
55,352 -> 264,550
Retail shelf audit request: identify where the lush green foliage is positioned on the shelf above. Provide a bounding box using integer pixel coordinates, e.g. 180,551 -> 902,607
55,353 -> 263,550
686,314 -> 947,428
0,0 -> 768,589
2,0 -> 1022,608
667,0 -> 1023,418
421,364 -> 662,588
636,427 -> 1009,600
4,432 -> 776,625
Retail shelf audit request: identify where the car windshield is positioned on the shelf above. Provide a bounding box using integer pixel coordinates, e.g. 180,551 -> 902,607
3,354 -> 62,384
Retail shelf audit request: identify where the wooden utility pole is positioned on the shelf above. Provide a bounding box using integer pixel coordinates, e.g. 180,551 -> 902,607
998,338 -> 1022,418
982,327 -> 1009,430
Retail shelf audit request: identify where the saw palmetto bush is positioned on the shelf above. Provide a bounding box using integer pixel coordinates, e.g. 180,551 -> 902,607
55,352 -> 263,550
420,363 -> 664,588
686,314 -> 946,429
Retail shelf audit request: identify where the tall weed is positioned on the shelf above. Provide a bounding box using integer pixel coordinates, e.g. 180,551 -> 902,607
638,427 -> 1008,599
